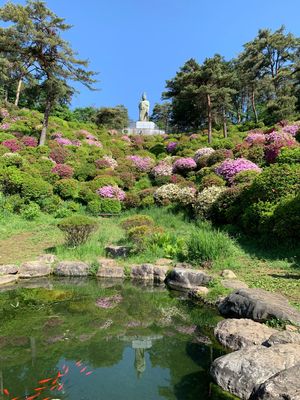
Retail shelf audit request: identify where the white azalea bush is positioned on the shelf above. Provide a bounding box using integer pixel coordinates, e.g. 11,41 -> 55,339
193,185 -> 227,218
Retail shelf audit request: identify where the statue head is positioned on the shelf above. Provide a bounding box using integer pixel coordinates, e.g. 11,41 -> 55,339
142,92 -> 147,101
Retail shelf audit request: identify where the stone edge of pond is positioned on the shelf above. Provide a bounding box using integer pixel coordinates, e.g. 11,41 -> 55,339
1,255 -> 300,400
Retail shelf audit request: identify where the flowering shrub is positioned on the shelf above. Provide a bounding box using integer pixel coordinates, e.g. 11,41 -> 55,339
0,108 -> 9,119
151,161 -> 173,178
85,139 -> 103,147
173,157 -> 197,173
55,137 -> 73,146
282,124 -> 300,137
96,185 -> 126,201
127,155 -> 153,172
21,136 -> 38,147
100,155 -> 118,169
177,186 -> 197,206
194,186 -> 227,218
216,158 -> 261,183
51,132 -> 63,139
51,163 -> 74,179
0,123 -> 10,130
2,139 -> 21,152
50,146 -> 70,164
245,132 -> 266,145
194,147 -> 215,163
166,142 -> 178,153
71,140 -> 82,147
121,135 -> 131,142
154,184 -> 180,204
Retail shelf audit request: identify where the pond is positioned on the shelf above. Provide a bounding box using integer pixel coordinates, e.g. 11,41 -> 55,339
0,278 -> 234,400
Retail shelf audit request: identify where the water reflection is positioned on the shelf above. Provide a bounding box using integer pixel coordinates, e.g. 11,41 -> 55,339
0,278 -> 229,399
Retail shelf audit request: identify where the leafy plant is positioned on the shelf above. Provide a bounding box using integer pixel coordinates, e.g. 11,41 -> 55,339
58,215 -> 98,247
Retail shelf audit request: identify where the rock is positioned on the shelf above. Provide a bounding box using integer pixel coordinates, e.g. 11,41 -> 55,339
0,275 -> 18,286
211,343 -> 300,400
97,265 -> 124,279
54,261 -> 89,276
37,254 -> 57,264
98,257 -> 119,268
174,262 -> 193,269
105,245 -> 129,258
153,265 -> 170,283
0,264 -> 18,275
165,268 -> 212,291
19,261 -> 52,278
221,269 -> 237,279
214,319 -> 277,351
195,286 -> 210,296
218,288 -> 300,326
131,264 -> 154,280
221,279 -> 249,290
266,331 -> 300,346
155,258 -> 173,266
285,324 -> 299,332
250,363 -> 300,400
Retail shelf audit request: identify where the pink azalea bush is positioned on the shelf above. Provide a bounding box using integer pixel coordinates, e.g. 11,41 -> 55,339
166,141 -> 178,153
51,132 -> 63,139
55,137 -> 73,146
151,161 -> 173,177
21,136 -> 38,147
264,131 -> 297,163
194,147 -> 215,163
282,124 -> 300,137
2,139 -> 21,152
173,157 -> 197,173
245,132 -> 266,145
51,163 -> 74,178
127,155 -> 154,172
0,123 -> 10,130
85,139 -> 103,147
216,158 -> 261,183
0,108 -> 9,119
97,185 -> 126,201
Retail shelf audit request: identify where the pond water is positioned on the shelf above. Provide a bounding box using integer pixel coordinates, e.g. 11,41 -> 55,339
0,278 -> 233,400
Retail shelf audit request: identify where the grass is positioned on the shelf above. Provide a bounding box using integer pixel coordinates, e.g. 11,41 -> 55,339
0,207 -> 299,309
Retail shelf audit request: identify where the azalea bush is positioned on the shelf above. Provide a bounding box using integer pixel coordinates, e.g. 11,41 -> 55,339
51,163 -> 74,179
96,185 -> 126,201
194,186 -> 227,218
194,147 -> 215,163
154,184 -> 180,205
127,155 -> 153,172
215,158 -> 261,183
172,157 -> 197,174
151,161 -> 173,178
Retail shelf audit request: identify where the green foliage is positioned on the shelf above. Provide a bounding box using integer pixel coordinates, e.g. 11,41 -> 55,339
20,202 -> 41,220
120,214 -> 155,231
58,215 -> 98,247
272,194 -> 300,240
99,198 -> 121,214
277,147 -> 300,164
54,178 -> 80,200
95,105 -> 129,130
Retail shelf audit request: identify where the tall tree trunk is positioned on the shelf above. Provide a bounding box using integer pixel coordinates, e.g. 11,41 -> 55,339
39,99 -> 52,146
207,93 -> 212,144
251,90 -> 258,124
14,78 -> 22,106
222,108 -> 228,138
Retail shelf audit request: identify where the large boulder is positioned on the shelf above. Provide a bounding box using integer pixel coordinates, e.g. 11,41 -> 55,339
105,245 -> 129,258
211,343 -> 300,400
0,264 -> 18,275
218,288 -> 300,325
266,331 -> 300,346
250,363 -> 300,400
165,268 -> 212,291
131,264 -> 154,280
153,265 -> 170,283
221,279 -> 249,290
214,319 -> 277,351
96,257 -> 124,278
19,261 -> 52,278
54,261 -> 89,276
0,275 -> 18,286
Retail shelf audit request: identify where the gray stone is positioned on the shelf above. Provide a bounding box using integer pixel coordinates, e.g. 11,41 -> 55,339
153,265 -> 170,283
54,261 -> 89,277
37,254 -> 57,264
97,266 -> 124,279
266,331 -> 300,346
0,264 -> 18,275
165,268 -> 212,291
131,264 -> 154,280
19,261 -> 52,278
105,245 -> 129,258
218,288 -> 300,325
221,269 -> 237,279
250,363 -> 300,400
0,275 -> 18,286
195,286 -> 210,296
214,319 -> 277,351
98,257 -> 119,269
211,344 -> 300,400
221,279 -> 249,290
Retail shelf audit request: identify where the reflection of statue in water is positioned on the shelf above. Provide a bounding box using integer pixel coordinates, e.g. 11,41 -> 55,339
138,92 -> 150,121
134,348 -> 146,378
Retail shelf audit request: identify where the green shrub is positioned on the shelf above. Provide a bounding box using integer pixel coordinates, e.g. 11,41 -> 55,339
88,175 -> 119,192
20,202 -> 41,220
99,198 -> 121,214
233,170 -> 260,186
127,224 -> 161,248
183,228 -> 234,264
21,176 -> 53,204
133,176 -> 152,191
1,153 -> 23,167
272,194 -> 300,240
120,214 -> 155,231
140,195 -> 155,208
242,201 -> 276,235
73,162 -> 97,181
199,173 -> 225,190
2,194 -> 25,213
277,147 -> 300,164
87,199 -> 101,216
40,195 -> 63,214
54,179 -> 80,200
58,215 -> 98,246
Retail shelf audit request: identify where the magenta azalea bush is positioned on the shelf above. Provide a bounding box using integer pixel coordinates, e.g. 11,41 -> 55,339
127,155 -> 154,172
2,139 -> 21,152
51,163 -> 74,178
166,141 -> 178,153
151,161 -> 173,177
97,185 -> 126,201
173,157 -> 197,173
216,158 -> 261,183
21,136 -> 38,147
264,131 -> 297,163
282,124 -> 300,136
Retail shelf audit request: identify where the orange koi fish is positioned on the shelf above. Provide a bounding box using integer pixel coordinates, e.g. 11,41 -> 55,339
11,398 -> 20,400
58,383 -> 64,391
27,394 -> 40,400
34,387 -> 46,392
3,389 -> 9,396
50,385 -> 57,391
80,367 -> 87,373
86,371 -> 94,376
42,398 -> 50,400
38,378 -> 52,384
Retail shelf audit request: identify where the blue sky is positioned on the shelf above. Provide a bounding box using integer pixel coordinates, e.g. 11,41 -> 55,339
1,0 -> 300,119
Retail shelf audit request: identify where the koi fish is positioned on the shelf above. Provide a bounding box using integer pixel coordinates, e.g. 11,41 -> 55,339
80,367 -> 87,373
75,360 -> 82,366
38,378 -> 52,384
64,366 -> 69,374
27,394 -> 40,400
42,398 -> 50,400
50,385 -> 57,391
86,371 -> 94,376
34,387 -> 46,392
3,389 -> 9,396
11,398 -> 20,400
58,383 -> 64,391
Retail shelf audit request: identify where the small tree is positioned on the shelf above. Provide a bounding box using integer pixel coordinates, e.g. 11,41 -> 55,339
95,105 -> 129,129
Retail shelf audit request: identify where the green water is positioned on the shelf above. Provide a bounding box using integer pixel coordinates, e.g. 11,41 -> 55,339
0,278 -> 233,400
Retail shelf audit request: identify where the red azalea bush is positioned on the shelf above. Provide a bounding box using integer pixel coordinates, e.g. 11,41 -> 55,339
51,163 -> 74,179
2,139 -> 22,152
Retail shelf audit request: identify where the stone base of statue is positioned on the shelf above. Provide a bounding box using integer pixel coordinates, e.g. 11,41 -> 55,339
123,121 -> 165,136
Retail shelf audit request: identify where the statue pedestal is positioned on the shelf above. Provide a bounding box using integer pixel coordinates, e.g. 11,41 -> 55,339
135,121 -> 155,130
